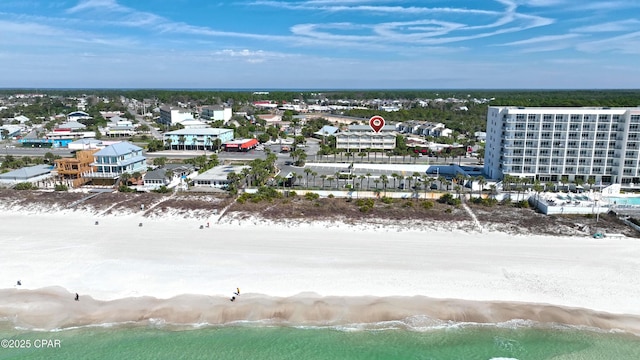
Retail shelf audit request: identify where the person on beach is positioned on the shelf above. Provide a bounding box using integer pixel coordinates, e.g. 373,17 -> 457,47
75,293 -> 79,301
234,288 -> 240,296
16,280 -> 21,286
230,296 -> 236,302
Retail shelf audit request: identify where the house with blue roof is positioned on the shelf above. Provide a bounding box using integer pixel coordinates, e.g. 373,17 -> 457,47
85,141 -> 147,185
0,164 -> 54,187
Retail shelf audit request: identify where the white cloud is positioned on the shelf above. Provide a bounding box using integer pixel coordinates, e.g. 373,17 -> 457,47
500,33 -> 581,46
573,19 -> 640,33
576,31 -> 640,54
66,0 -> 127,13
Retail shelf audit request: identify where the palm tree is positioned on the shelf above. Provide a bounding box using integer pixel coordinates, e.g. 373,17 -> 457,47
358,175 -> 365,190
477,176 -> 487,199
373,178 -> 380,189
366,172 -> 372,189
411,152 -> 419,163
391,173 -> 399,189
241,167 -> 251,187
165,170 -> 174,184
437,175 -> 446,191
532,180 -> 544,206
304,168 -> 312,187
166,138 -> 173,150
358,152 -> 367,163
119,172 -> 132,187
454,173 -> 465,197
311,171 -> 318,187
320,174 -> 327,188
503,174 -> 512,192
380,174 -> 389,196
273,175 -> 282,189
178,135 -> 186,151
334,171 -> 341,189
412,172 -> 421,189
132,171 -> 142,185
545,181 -> 554,192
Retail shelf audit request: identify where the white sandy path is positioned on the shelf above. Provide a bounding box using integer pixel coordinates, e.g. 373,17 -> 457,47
2,210 -> 640,316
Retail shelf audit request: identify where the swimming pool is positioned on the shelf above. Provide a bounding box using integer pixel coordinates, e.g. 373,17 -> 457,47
603,196 -> 640,206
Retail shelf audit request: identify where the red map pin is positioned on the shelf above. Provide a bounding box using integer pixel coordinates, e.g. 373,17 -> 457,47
369,115 -> 385,133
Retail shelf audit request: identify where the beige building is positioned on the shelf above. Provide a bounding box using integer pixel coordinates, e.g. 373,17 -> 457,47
335,132 -> 397,151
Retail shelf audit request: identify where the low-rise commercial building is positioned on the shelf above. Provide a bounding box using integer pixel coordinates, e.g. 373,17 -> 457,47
159,106 -> 193,126
200,105 -> 232,122
163,128 -> 234,151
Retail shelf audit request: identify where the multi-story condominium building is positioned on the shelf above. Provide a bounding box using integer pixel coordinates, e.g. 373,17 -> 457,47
105,116 -> 135,137
159,106 -> 193,126
163,128 -> 234,151
200,105 -> 232,122
485,106 -> 640,186
335,132 -> 397,151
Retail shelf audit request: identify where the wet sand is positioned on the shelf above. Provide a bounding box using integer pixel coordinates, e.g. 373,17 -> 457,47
2,287 -> 640,333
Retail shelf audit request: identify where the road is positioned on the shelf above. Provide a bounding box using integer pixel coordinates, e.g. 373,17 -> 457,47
127,108 -> 163,140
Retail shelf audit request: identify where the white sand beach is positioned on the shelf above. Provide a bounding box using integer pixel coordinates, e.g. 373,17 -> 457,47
1,208 -> 640,332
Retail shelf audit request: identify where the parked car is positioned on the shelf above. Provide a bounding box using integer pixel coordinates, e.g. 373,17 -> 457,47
430,183 -> 438,190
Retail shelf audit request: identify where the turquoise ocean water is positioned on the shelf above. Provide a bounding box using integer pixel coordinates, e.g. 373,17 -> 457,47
1,322 -> 639,359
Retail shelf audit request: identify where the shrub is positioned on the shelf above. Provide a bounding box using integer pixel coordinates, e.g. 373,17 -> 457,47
380,196 -> 394,204
14,182 -> 36,190
421,200 -> 434,209
54,184 -> 68,192
403,201 -> 414,208
152,185 -> 171,193
356,199 -> 374,208
305,192 -> 320,201
118,185 -> 136,193
438,193 -> 461,206
328,194 -> 335,198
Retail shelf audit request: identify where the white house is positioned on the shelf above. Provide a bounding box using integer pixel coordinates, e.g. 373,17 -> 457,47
200,105 -> 232,122
159,106 -> 193,126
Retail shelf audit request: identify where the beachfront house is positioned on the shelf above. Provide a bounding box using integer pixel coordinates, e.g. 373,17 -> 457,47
192,165 -> 249,190
142,164 -> 196,191
84,141 -> 147,186
0,164 -> 55,188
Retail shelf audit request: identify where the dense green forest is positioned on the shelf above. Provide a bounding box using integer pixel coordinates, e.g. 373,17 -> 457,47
2,89 -> 639,138
2,89 -> 639,107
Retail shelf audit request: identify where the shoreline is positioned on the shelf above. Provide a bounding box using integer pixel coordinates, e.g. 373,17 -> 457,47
2,287 -> 640,335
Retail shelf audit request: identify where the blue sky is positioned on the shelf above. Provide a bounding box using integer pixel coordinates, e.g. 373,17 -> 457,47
1,0 -> 639,89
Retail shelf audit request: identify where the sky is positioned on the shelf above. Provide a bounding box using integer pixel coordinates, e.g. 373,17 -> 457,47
1,0 -> 639,89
